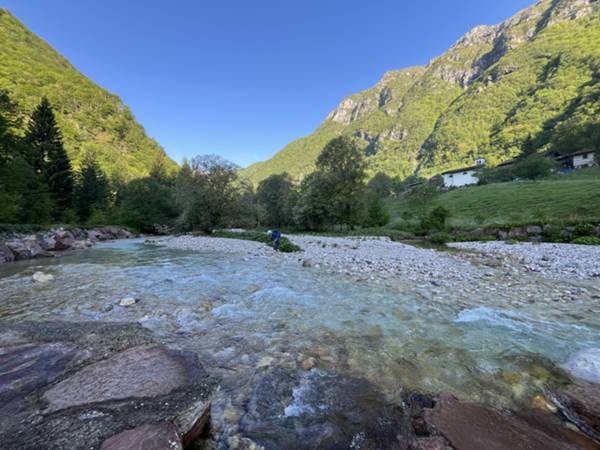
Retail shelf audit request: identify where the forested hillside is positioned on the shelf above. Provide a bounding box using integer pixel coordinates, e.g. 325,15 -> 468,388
0,8 -> 177,180
244,0 -> 600,184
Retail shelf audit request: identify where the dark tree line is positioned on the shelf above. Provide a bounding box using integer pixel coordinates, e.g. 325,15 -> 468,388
0,92 -> 111,224
1,90 -> 392,233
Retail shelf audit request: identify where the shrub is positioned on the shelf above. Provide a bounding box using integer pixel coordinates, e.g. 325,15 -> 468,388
420,206 -> 450,233
365,195 -> 391,227
427,232 -> 452,245
573,223 -> 597,238
571,236 -> 600,245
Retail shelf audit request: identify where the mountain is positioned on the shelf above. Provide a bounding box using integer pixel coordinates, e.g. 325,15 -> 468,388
244,0 -> 600,184
0,9 -> 177,180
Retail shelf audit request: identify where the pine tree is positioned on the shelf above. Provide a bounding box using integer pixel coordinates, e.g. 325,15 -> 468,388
0,91 -> 18,165
24,97 -> 74,215
74,152 -> 109,222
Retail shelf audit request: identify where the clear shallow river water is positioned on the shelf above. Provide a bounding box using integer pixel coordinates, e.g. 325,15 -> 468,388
1,239 -> 600,446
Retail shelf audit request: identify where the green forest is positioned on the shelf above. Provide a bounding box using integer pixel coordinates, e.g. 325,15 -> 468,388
0,8 -> 177,181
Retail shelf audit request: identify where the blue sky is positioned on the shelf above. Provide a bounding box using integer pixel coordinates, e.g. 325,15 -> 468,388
3,0 -> 533,167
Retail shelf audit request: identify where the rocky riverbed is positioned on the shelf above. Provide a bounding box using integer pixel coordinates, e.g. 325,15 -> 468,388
155,234 -> 600,308
0,226 -> 134,264
2,236 -> 600,448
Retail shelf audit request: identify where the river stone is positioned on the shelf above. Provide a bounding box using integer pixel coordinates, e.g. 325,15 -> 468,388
527,225 -> 543,235
32,271 -> 54,283
425,394 -> 585,450
0,343 -> 90,414
100,422 -> 183,450
119,297 -> 138,307
563,348 -> 600,384
42,345 -> 201,413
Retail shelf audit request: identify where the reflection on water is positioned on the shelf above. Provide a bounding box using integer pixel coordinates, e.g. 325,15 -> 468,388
1,239 -> 599,444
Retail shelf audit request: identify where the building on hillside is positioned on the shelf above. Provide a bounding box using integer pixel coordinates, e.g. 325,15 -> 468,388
557,150 -> 596,170
441,158 -> 486,188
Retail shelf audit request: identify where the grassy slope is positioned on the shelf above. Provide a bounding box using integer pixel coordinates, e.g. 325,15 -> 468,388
0,9 -> 178,180
390,167 -> 600,229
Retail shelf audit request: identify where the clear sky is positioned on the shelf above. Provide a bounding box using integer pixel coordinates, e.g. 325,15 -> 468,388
2,0 -> 534,167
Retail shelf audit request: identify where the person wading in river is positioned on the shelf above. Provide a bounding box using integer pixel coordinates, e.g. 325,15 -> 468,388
270,229 -> 282,252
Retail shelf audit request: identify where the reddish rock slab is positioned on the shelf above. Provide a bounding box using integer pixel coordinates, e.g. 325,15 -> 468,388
426,395 -> 592,450
556,382 -> 600,439
42,345 -> 201,413
100,422 -> 182,450
0,343 -> 90,413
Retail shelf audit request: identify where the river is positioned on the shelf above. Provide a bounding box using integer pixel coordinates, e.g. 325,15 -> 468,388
1,238 -> 599,447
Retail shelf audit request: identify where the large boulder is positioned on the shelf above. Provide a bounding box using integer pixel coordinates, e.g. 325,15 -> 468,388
70,239 -> 94,250
5,236 -> 50,260
36,233 -> 57,251
0,242 -> 15,264
117,228 -> 134,239
52,229 -> 76,251
86,229 -> 104,242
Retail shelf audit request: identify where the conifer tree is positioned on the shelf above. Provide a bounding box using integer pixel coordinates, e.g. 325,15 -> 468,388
24,97 -> 74,215
74,152 -> 109,222
0,90 -> 20,165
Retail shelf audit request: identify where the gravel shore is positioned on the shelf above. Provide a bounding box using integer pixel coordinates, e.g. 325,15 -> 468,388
153,234 -> 600,309
449,241 -> 600,281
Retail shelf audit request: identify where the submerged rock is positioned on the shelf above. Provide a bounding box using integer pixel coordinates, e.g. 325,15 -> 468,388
563,348 -> 600,384
555,382 -> 600,440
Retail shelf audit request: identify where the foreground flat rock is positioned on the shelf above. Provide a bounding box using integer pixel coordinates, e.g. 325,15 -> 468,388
100,422 -> 183,450
0,321 -> 214,450
425,395 -> 597,450
0,342 -> 90,414
43,345 -> 200,413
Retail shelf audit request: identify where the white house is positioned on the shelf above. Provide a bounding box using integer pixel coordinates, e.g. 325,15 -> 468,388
441,158 -> 486,188
558,150 -> 596,170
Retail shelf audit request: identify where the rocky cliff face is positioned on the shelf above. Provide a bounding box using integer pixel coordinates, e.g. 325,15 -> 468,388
243,0 -> 600,184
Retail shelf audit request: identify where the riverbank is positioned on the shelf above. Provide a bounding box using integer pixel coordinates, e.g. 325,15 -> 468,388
154,234 -> 600,307
0,226 -> 134,264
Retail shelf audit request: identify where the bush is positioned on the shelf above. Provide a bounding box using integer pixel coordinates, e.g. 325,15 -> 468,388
420,206 -> 450,233
571,236 -> 600,245
427,232 -> 452,245
365,195 -> 391,227
573,223 -> 597,238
